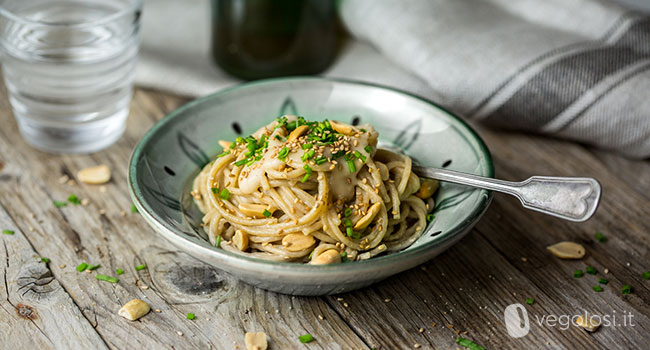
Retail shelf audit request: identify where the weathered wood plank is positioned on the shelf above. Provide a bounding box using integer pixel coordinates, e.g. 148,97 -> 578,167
0,206 -> 109,349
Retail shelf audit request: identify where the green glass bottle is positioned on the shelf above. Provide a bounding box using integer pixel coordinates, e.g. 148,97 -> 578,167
211,0 -> 340,80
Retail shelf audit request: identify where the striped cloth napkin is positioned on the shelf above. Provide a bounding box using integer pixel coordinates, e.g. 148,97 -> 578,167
339,0 -> 650,158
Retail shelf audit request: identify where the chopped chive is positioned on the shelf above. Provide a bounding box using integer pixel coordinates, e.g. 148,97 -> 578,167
593,285 -> 603,292
40,257 -> 50,263
53,200 -> 67,208
315,157 -> 328,165
277,147 -> 289,160
360,128 -> 367,133
353,151 -> 361,158
116,268 -> 124,275
525,297 -> 534,305
595,232 -> 606,242
211,187 -> 219,194
234,159 -> 247,167
426,213 -> 435,222
301,143 -> 313,149
643,271 -> 650,280
301,165 -> 313,183
229,142 -> 236,149
215,235 -> 221,248
346,227 -> 354,237
187,313 -> 195,320
347,159 -> 356,173
76,262 -> 88,272
274,135 -> 282,141
456,337 -> 485,350
2,229 -> 14,235
301,173 -> 311,183
216,151 -> 230,158
308,251 -> 314,259
574,269 -> 584,278
344,219 -> 352,227
340,252 -> 349,262
364,145 -> 372,153
131,204 -> 138,213
298,334 -> 314,343
263,209 -> 272,217
135,264 -> 147,271
67,194 -> 81,205
245,158 -> 256,166
87,264 -> 100,271
219,188 -> 230,200
586,266 -> 597,275
344,208 -> 352,217
96,274 -> 119,283
598,278 -> 608,285
622,284 -> 632,294
235,136 -> 244,144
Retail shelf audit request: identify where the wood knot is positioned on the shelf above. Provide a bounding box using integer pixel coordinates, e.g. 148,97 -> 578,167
164,265 -> 224,296
16,304 -> 37,320
17,267 -> 57,301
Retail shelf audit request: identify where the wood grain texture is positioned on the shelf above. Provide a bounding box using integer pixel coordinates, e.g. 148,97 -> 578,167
0,79 -> 649,350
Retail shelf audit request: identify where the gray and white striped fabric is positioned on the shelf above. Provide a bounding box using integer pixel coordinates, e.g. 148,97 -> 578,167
339,0 -> 650,158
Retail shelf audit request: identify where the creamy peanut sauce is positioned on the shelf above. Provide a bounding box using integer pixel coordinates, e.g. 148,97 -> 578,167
237,115 -> 377,202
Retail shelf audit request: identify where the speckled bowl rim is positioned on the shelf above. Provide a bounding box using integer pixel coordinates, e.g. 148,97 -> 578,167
128,77 -> 494,274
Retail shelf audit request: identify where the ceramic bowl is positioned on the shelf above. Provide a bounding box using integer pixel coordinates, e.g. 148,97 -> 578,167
128,78 -> 494,295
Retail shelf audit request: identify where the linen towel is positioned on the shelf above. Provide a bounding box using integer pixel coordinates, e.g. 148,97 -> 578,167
339,0 -> 650,158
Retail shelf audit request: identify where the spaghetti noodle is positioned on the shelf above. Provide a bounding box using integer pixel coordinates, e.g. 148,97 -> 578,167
192,116 -> 437,264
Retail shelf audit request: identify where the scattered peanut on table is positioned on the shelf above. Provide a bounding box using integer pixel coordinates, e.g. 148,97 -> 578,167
77,165 -> 111,184
546,241 -> 586,259
118,299 -> 150,321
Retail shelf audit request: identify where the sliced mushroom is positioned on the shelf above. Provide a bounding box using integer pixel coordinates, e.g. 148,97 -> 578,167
245,332 -> 268,350
288,125 -> 309,141
218,140 -> 232,149
353,202 -> 382,230
311,249 -> 342,265
238,203 -> 274,218
330,120 -> 355,135
416,179 -> 439,199
576,315 -> 600,332
281,233 -> 315,252
233,230 -> 249,251
77,165 -> 111,184
546,241 -> 585,259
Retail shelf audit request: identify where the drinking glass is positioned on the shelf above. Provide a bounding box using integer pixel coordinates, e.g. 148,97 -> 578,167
0,0 -> 142,153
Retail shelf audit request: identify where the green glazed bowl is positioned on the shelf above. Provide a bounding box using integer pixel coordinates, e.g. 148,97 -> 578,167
128,78 -> 494,295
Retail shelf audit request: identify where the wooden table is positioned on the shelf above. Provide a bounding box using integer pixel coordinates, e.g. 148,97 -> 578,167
1,81 -> 649,350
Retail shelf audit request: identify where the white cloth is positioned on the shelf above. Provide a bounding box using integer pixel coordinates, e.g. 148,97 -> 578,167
135,0 -> 650,158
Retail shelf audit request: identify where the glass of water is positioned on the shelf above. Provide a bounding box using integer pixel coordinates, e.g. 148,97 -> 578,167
0,0 -> 142,153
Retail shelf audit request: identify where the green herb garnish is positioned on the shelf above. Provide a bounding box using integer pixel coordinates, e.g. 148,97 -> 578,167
263,209 -> 272,218
340,251 -> 348,262
116,268 -> 124,275
187,313 -> 195,320
314,157 -> 328,165
67,194 -> 81,205
135,264 -> 147,271
426,213 -> 435,222
456,336 -> 485,350
346,227 -> 354,237
364,145 -> 372,153
574,270 -> 584,278
211,187 -> 219,194
595,232 -> 606,242
215,236 -> 221,248
216,151 -> 230,158
586,266 -> 597,275
347,159 -> 356,173
235,136 -> 244,144
593,285 -> 603,292
53,200 -> 68,208
96,274 -> 119,283
525,297 -> 534,305
234,159 -> 247,167
219,188 -> 230,200
344,208 -> 352,217
643,271 -> 650,280
599,278 -> 608,285
76,262 -> 88,272
344,219 -> 352,227
274,135 -> 282,141
298,334 -> 314,343
622,284 -> 632,294
131,204 -> 138,213
301,165 -> 312,183
87,264 -> 100,271
301,143 -> 313,150
40,257 -> 51,263
2,229 -> 14,235
277,147 -> 290,161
